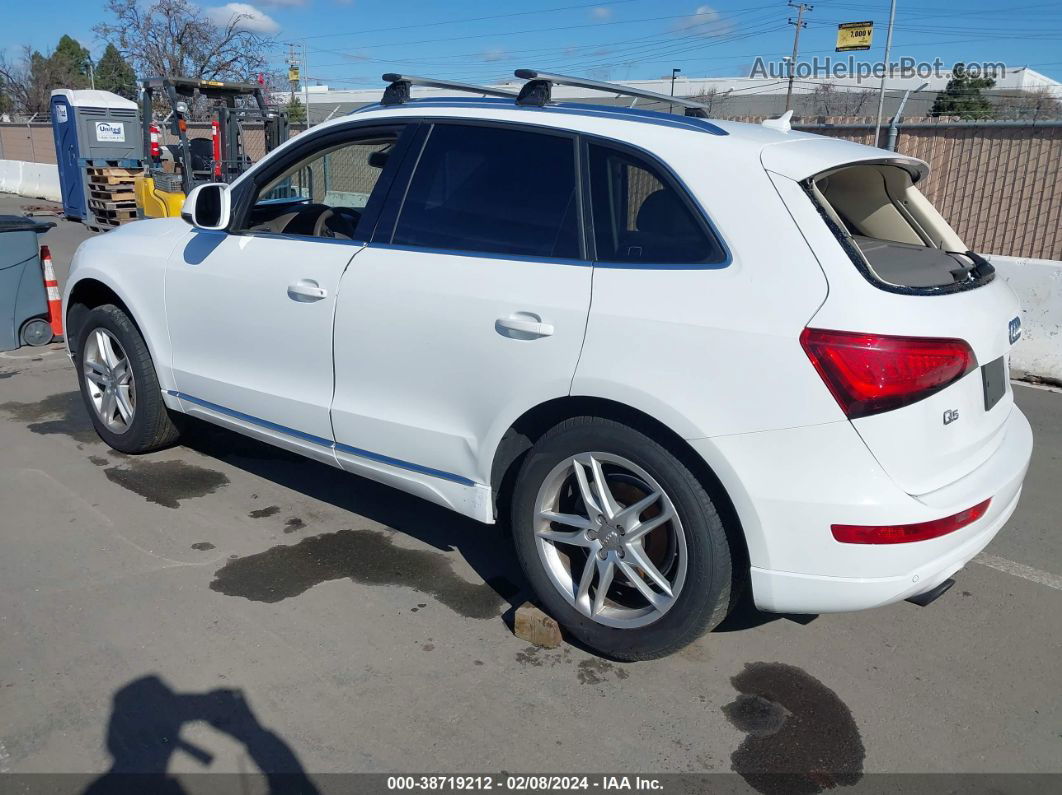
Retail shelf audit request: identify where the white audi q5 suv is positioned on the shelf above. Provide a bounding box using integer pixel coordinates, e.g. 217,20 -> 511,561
63,72 -> 1032,659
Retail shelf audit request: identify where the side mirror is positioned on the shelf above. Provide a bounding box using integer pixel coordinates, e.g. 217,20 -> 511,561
181,183 -> 231,231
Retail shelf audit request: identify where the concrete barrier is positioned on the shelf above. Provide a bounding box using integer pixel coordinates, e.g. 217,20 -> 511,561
989,254 -> 1062,383
0,159 -> 61,202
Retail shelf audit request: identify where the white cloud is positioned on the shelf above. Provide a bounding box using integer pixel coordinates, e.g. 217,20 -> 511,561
481,48 -> 508,63
671,5 -> 733,38
590,6 -> 612,20
206,3 -> 281,34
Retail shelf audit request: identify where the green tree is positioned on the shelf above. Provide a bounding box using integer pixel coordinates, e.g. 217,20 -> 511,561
284,96 -> 306,125
94,43 -> 137,99
931,63 -> 996,119
50,34 -> 91,89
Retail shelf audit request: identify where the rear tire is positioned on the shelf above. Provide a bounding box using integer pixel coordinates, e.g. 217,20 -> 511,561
74,304 -> 182,453
511,416 -> 732,661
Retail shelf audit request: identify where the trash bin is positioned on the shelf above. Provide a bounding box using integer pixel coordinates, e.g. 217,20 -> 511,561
50,89 -> 142,221
0,216 -> 57,352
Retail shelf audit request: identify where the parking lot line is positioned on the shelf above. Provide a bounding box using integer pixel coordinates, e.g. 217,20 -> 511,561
974,553 -> 1062,590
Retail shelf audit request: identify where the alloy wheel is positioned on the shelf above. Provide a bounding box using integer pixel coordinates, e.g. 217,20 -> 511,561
533,452 -> 688,628
82,328 -> 136,434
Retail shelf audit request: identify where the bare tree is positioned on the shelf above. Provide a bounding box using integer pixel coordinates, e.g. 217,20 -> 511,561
689,88 -> 730,116
0,40 -> 89,117
94,0 -> 274,83
990,89 -> 1062,121
810,82 -> 875,118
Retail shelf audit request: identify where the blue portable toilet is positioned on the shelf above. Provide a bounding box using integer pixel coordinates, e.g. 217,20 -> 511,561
50,90 -> 141,220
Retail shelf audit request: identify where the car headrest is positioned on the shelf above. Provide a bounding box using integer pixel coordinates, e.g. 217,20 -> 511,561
636,189 -> 691,236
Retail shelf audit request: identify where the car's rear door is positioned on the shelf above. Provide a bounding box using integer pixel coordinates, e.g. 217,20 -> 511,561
165,122 -> 413,460
330,121 -> 592,491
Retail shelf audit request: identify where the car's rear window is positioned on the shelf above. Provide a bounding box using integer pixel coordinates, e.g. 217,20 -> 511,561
809,163 -> 993,292
587,143 -> 725,265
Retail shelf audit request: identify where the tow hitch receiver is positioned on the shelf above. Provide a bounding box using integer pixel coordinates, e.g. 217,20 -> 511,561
906,578 -> 956,607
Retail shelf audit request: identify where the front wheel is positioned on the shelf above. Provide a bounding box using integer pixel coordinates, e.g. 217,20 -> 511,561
511,417 -> 733,661
75,304 -> 182,453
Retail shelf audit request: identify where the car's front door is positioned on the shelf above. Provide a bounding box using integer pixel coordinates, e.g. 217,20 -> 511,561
330,121 -> 592,492
166,123 -> 411,455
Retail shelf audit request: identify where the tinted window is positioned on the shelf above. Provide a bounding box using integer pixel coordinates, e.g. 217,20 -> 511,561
588,144 -> 724,264
393,124 -> 580,259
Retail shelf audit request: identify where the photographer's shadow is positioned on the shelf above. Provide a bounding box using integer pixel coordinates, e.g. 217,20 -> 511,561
84,675 -> 318,794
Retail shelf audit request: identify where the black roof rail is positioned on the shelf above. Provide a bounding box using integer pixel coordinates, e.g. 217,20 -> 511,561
381,73 -> 519,106
514,69 -> 712,118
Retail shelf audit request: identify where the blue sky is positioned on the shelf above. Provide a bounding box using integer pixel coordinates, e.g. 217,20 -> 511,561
4,0 -> 1061,88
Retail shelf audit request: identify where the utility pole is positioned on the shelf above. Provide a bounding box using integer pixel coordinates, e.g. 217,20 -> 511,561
287,43 -> 299,105
785,2 -> 812,113
302,42 -> 311,128
669,67 -> 681,114
873,0 -> 897,147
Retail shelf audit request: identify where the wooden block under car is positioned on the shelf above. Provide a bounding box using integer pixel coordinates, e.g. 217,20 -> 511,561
513,602 -> 563,648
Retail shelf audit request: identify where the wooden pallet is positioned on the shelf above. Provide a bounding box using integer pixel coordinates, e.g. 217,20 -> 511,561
89,186 -> 136,203
87,197 -> 137,221
86,167 -> 139,188
89,202 -> 137,219
86,165 -> 139,178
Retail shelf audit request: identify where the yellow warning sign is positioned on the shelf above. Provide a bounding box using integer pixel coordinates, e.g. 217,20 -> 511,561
288,65 -> 300,83
836,21 -> 874,52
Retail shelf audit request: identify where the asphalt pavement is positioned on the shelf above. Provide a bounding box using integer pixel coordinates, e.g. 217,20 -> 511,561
0,195 -> 1059,788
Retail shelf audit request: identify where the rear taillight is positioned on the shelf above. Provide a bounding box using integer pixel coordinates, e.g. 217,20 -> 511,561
832,499 -> 991,544
800,328 -> 976,419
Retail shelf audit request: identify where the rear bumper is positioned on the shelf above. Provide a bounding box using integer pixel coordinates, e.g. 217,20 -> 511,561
749,485 -> 1022,613
694,405 -> 1032,614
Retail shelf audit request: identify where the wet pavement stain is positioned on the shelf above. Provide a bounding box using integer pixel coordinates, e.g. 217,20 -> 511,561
576,658 -> 630,685
208,528 -> 514,620
0,391 -> 99,444
191,542 -> 216,551
248,505 -> 280,519
0,371 -> 19,380
88,455 -> 109,467
722,662 -> 865,795
514,645 -> 572,668
283,517 -> 306,534
104,460 -> 230,509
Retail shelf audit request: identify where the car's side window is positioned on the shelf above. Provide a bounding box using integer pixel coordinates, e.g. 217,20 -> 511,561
391,124 -> 580,259
241,131 -> 400,240
587,143 -> 725,265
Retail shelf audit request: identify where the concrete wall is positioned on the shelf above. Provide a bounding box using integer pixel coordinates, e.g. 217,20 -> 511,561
989,254 -> 1062,383
0,160 -> 61,202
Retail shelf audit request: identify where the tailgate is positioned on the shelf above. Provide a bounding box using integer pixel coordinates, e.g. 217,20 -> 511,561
851,279 -> 1020,494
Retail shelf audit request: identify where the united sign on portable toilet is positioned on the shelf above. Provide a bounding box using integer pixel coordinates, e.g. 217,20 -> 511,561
49,90 -> 142,220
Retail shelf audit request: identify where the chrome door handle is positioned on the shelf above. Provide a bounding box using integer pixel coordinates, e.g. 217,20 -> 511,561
288,280 -> 327,302
496,314 -> 554,338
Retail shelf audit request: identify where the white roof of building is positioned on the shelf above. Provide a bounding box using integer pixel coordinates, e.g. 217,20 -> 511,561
50,89 -> 138,111
280,67 -> 1060,106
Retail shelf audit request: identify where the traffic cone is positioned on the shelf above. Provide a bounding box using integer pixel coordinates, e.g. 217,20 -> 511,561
40,245 -> 63,341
